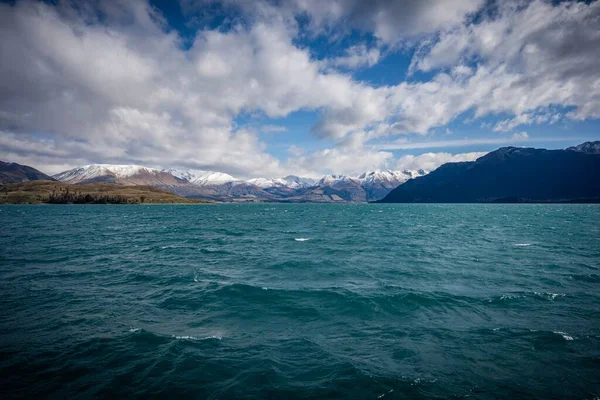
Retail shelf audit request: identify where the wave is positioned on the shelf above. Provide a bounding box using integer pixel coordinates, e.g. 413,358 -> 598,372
173,335 -> 222,341
488,291 -> 566,304
513,243 -> 533,247
294,238 -> 311,242
533,291 -> 565,300
570,273 -> 600,283
127,327 -> 223,342
199,247 -> 231,255
553,331 -> 574,341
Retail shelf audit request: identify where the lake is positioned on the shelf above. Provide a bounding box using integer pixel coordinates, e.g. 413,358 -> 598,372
1,204 -> 599,398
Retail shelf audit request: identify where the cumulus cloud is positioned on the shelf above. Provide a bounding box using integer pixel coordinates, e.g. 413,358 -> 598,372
0,0 -> 377,177
0,0 -> 598,178
406,0 -> 600,126
316,0 -> 600,139
290,0 -> 483,44
286,146 -> 394,177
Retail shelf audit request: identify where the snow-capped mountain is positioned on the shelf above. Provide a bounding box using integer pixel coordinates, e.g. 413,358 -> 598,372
53,164 -> 428,202
248,175 -> 317,189
317,174 -> 350,186
54,164 -> 152,183
356,169 -> 426,184
162,168 -> 237,186
247,169 -> 429,202
54,164 -> 184,185
356,170 -> 427,201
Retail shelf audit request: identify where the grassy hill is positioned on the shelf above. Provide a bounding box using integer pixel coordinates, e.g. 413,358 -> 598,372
0,181 -> 211,204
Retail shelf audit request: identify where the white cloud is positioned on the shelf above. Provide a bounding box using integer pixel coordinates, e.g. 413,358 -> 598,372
261,125 -> 288,133
0,0 -> 598,178
286,146 -> 394,177
395,151 -> 487,171
493,111 -> 561,132
376,132 -> 534,151
328,45 -> 381,69
0,0 -> 380,177
290,0 -> 483,44
405,0 -> 600,127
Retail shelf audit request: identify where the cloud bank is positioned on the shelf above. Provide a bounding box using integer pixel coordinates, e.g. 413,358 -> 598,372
0,0 -> 598,177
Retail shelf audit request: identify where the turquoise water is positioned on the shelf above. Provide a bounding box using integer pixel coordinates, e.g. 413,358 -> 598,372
0,204 -> 599,399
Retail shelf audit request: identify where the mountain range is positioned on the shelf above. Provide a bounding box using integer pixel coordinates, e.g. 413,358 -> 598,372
2,141 -> 598,203
378,141 -> 600,203
0,161 -> 426,202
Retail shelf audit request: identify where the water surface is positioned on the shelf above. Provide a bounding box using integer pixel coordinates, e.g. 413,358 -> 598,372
1,204 -> 599,398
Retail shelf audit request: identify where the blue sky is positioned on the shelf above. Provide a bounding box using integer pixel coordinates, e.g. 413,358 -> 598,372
0,0 -> 598,177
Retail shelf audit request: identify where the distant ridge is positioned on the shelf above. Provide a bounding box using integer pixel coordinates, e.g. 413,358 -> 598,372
53,164 -> 186,186
52,164 -> 426,202
378,142 -> 600,203
0,161 -> 56,184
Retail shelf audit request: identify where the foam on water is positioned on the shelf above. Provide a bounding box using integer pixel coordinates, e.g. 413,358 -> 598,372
294,238 -> 311,241
553,331 -> 574,341
173,335 -> 223,341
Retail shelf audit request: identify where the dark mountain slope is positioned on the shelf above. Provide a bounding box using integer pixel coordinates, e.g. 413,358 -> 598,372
0,161 -> 56,184
378,144 -> 600,203
567,141 -> 600,154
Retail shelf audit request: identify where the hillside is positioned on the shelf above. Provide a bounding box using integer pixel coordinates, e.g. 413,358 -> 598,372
0,181 -> 209,204
378,143 -> 600,203
0,161 -> 56,184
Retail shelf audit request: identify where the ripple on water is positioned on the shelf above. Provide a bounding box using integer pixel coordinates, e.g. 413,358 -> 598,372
0,203 -> 598,399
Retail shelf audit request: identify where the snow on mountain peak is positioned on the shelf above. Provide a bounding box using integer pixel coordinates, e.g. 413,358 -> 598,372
54,164 -> 160,183
356,169 -> 427,184
248,175 -> 317,189
162,168 -> 237,186
318,174 -> 348,186
54,163 -> 427,190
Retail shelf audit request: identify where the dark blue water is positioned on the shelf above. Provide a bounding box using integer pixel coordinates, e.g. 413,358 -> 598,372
1,204 -> 599,399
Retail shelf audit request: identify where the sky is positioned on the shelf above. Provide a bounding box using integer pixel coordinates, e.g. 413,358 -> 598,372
0,0 -> 599,178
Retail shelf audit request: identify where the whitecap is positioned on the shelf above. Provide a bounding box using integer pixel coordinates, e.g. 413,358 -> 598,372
513,243 -> 533,247
129,327 -> 140,333
553,331 -> 574,341
173,335 -> 222,341
534,291 -> 565,300
294,238 -> 311,242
